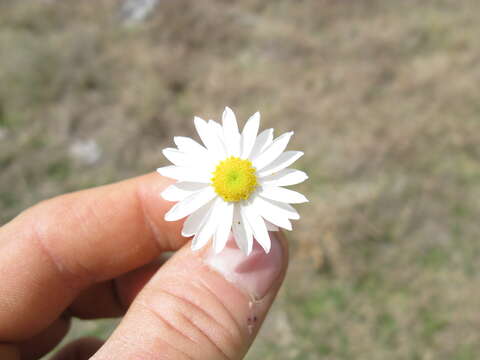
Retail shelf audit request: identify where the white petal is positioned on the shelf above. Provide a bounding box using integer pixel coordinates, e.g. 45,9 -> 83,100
208,120 -> 228,154
232,205 -> 253,255
164,186 -> 216,222
222,107 -> 239,134
265,221 -> 279,232
222,107 -> 241,157
260,169 -> 308,187
167,140 -> 213,170
240,112 -> 260,159
213,201 -> 234,253
253,132 -> 293,170
157,166 -> 211,183
208,119 -> 223,136
258,196 -> 300,220
173,136 -> 208,156
191,217 -> 216,250
257,151 -> 304,177
242,202 -> 271,253
194,117 -> 227,160
193,116 -> 210,147
161,182 -> 209,202
191,197 -> 223,250
253,196 -> 293,230
249,128 -> 273,160
162,148 -> 192,167
182,200 -> 214,237
259,186 -> 309,204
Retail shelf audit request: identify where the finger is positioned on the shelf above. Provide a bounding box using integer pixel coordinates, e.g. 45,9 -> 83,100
114,256 -> 169,308
19,316 -> 71,360
0,317 -> 71,360
7,240 -> 166,359
50,337 -> 104,360
69,258 -> 164,319
0,344 -> 20,360
68,281 -> 124,319
0,173 -> 184,341
93,232 -> 288,360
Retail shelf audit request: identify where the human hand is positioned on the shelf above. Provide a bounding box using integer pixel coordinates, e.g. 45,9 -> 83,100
0,173 -> 288,359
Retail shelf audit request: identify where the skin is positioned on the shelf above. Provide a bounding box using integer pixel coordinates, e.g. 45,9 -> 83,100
0,173 -> 288,360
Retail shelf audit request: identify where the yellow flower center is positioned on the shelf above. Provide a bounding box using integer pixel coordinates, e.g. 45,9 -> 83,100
211,156 -> 257,202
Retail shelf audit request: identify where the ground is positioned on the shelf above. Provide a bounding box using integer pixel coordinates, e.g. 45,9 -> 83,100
1,0 -> 480,359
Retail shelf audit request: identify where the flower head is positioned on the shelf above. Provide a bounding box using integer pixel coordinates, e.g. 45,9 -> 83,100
157,107 -> 308,255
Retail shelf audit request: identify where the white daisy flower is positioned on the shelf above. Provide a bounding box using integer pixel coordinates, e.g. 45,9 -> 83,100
157,107 -> 308,255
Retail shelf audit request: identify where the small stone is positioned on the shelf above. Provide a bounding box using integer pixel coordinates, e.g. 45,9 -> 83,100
120,0 -> 160,24
69,139 -> 102,165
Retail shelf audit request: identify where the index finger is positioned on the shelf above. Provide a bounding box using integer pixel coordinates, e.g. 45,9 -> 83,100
0,173 -> 184,341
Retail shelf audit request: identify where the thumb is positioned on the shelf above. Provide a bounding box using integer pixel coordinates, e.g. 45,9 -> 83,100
92,231 -> 288,360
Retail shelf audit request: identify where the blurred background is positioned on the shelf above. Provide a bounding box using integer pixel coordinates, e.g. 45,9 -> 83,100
1,0 -> 480,359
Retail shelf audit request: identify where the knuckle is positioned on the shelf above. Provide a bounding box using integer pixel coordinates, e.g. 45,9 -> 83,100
29,198 -> 94,291
136,183 -> 182,252
193,278 -> 245,345
134,185 -> 168,252
93,335 -> 192,360
141,286 -> 240,360
135,300 -> 196,360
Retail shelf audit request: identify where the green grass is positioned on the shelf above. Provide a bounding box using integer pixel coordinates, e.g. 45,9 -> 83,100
47,159 -> 71,181
303,286 -> 348,318
453,345 -> 477,360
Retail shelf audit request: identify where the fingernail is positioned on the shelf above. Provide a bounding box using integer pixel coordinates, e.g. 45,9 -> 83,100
204,232 -> 284,300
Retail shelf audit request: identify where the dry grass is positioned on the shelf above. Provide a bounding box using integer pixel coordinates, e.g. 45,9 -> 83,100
1,0 -> 480,359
